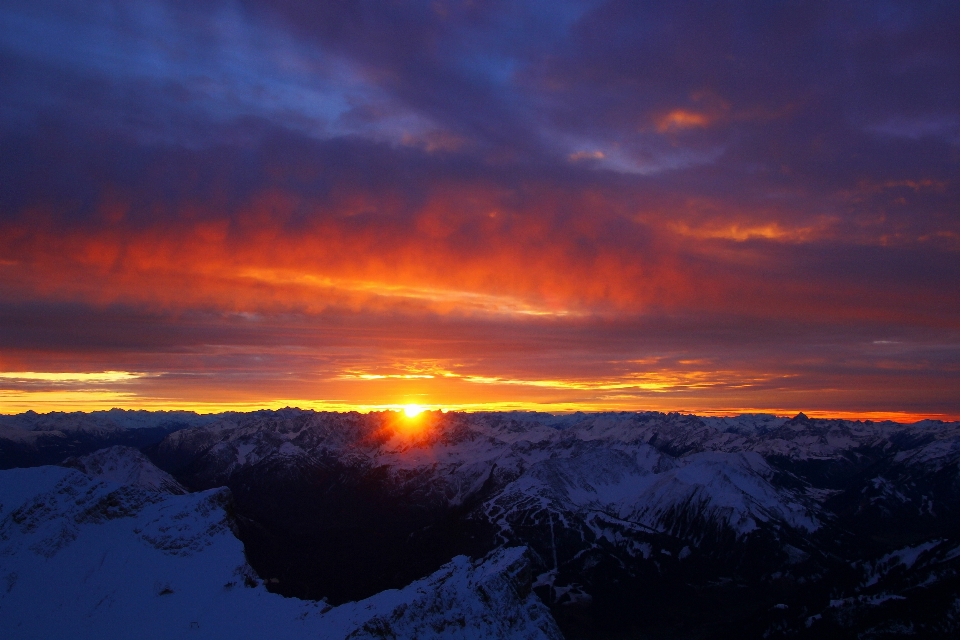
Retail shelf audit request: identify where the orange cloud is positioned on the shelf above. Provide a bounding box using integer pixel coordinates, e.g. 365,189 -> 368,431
656,109 -> 711,132
0,187 -> 671,316
0,180 -> 952,333
568,150 -> 606,161
666,219 -> 832,243
1,173 -> 958,422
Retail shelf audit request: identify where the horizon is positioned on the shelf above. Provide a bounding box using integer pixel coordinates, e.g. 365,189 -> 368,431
2,404 -> 956,425
1,2 -> 958,421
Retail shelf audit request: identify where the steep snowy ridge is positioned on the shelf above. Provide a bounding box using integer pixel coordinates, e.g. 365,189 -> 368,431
480,439 -> 817,546
0,465 -> 561,640
63,445 -> 187,494
320,548 -> 560,640
891,424 -> 960,468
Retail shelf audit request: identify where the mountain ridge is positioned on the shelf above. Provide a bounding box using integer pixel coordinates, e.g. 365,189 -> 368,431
0,464 -> 561,640
2,408 -> 958,638
147,409 -> 960,638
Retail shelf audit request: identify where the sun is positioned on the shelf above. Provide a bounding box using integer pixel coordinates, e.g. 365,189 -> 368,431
403,404 -> 425,418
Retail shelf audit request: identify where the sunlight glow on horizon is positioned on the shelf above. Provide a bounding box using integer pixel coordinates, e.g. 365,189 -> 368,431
0,389 -> 954,424
1,367 -> 956,424
403,404 -> 425,418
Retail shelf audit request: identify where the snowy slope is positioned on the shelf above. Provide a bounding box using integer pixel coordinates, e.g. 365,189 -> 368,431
0,466 -> 561,640
62,445 -> 188,494
0,424 -> 64,444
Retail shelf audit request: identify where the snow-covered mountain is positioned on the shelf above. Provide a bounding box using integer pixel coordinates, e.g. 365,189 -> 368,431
3,408 -> 958,638
151,409 -> 960,638
154,409 -> 960,543
62,445 -> 187,494
0,409 -> 220,469
0,408 -> 217,433
0,465 -> 561,640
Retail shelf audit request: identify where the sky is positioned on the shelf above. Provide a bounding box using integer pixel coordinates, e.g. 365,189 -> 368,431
1,0 -> 958,420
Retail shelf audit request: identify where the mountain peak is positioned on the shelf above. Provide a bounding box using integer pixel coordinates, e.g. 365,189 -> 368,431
62,445 -> 187,494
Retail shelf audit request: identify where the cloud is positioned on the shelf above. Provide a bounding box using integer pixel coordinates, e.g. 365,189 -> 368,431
0,0 -> 958,418
0,371 -> 143,383
655,110 -> 711,133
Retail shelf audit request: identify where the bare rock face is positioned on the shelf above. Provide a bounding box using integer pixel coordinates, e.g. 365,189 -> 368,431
0,465 -> 562,640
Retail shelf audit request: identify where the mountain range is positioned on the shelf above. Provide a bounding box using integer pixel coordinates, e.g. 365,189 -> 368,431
2,409 -> 959,638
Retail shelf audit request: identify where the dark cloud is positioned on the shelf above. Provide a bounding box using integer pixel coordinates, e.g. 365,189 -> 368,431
0,0 -> 957,417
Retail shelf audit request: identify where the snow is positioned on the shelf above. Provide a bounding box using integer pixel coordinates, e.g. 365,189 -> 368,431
0,466 -> 562,640
862,540 -> 942,587
0,424 -> 63,443
152,410 -> 863,542
0,409 -> 219,432
6,409 -> 958,637
701,414 -> 789,435
137,410 -> 960,556
62,446 -> 187,494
